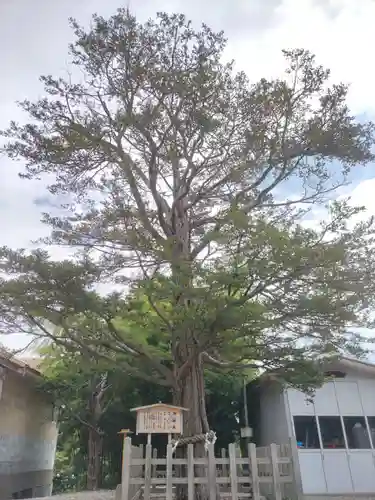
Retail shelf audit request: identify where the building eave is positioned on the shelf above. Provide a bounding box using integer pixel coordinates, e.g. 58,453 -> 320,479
253,356 -> 375,388
0,348 -> 42,380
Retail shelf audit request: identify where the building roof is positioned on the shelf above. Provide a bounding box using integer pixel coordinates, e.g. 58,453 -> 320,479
256,355 -> 375,387
131,403 -> 189,412
329,356 -> 375,376
0,347 -> 42,379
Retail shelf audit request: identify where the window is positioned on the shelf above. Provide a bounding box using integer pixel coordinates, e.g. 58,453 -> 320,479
366,417 -> 375,447
293,416 -> 320,449
343,417 -> 371,449
20,489 -> 33,499
12,489 -> 32,499
318,416 -> 345,448
324,370 -> 346,378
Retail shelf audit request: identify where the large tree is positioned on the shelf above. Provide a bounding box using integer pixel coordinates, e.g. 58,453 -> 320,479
1,10 -> 375,442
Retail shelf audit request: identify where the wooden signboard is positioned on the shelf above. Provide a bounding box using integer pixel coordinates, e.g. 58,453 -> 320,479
131,403 -> 188,435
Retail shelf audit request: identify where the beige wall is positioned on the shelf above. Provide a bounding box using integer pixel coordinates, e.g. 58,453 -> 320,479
0,366 -> 58,499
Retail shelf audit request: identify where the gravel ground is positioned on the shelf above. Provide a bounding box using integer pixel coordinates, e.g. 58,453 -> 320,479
31,491 -> 116,500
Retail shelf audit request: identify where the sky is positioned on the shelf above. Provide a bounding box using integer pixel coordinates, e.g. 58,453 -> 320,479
1,0 -> 375,351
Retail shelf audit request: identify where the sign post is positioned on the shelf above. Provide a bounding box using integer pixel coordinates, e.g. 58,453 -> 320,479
119,404 -> 188,500
118,429 -> 133,476
131,403 -> 188,444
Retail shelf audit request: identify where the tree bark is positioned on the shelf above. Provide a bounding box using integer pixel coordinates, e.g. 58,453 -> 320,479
87,427 -> 103,490
174,353 -> 209,437
174,351 -> 211,500
170,206 -> 212,499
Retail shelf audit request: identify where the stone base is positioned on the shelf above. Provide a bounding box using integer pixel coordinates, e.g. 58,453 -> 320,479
0,469 -> 53,499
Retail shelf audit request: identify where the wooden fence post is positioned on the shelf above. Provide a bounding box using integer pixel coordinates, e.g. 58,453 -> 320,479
187,444 -> 194,500
270,444 -> 282,500
207,443 -> 217,500
144,439 -> 152,500
248,443 -> 260,500
152,448 -> 158,486
289,437 -> 303,500
221,448 -> 228,481
121,437 -> 132,500
228,443 -> 238,500
166,443 -> 173,500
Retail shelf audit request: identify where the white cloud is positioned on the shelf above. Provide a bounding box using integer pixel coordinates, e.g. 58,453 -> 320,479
1,0 -> 375,349
224,0 -> 375,117
349,178 -> 375,216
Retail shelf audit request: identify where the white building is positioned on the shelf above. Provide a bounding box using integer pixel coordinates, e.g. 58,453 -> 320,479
257,357 -> 375,497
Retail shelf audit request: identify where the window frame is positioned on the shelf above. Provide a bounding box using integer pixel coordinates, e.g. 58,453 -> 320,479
293,415 -> 321,449
343,416 -> 372,450
365,416 -> 375,448
318,415 -> 346,449
292,414 -> 375,450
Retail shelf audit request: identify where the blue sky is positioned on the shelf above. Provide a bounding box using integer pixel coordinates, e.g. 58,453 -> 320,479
1,0 -> 375,351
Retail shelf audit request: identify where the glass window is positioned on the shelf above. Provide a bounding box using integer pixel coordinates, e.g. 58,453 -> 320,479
318,416 -> 345,448
293,416 -> 320,449
324,371 -> 346,378
366,417 -> 375,447
343,417 -> 371,449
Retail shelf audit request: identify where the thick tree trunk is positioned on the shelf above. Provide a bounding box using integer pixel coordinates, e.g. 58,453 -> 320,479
87,428 -> 103,491
174,352 -> 211,500
174,354 -> 209,437
171,217 -> 211,498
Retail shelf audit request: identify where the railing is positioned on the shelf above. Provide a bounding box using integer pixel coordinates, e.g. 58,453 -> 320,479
119,437 -> 303,500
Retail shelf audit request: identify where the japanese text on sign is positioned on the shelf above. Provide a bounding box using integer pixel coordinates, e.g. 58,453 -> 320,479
137,409 -> 182,434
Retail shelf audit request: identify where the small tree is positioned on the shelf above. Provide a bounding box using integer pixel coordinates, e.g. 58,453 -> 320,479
40,345 -> 113,491
1,10 -> 375,447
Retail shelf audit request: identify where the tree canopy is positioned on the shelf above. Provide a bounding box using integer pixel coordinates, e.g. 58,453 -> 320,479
1,9 -> 375,437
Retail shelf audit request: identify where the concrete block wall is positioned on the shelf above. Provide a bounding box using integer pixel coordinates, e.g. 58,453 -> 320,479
0,367 -> 58,499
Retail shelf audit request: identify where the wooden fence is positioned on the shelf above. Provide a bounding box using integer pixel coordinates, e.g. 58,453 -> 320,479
118,437 -> 303,500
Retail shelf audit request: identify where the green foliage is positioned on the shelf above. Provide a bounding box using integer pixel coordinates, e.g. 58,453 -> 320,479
0,9 -> 375,435
53,445 -> 85,493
